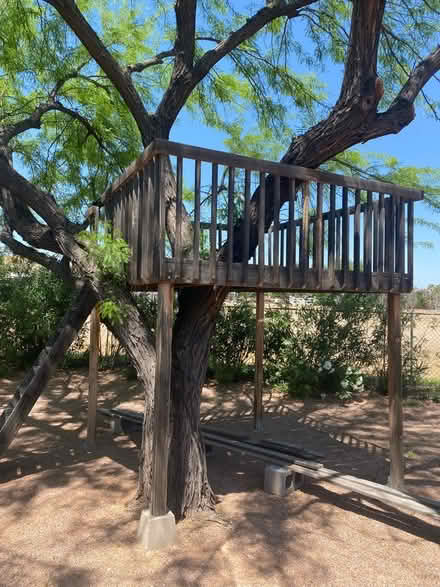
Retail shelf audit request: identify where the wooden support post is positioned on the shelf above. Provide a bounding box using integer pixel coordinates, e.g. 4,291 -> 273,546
88,209 -> 100,448
151,282 -> 174,517
387,293 -> 405,489
254,291 -> 264,432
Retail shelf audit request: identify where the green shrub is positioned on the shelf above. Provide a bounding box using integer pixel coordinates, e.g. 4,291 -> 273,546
210,296 -> 255,381
0,258 -> 74,372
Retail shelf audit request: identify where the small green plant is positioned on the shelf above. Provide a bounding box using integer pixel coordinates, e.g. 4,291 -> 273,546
79,223 -> 131,280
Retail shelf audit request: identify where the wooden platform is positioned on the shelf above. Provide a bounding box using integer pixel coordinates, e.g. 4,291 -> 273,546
101,139 -> 423,294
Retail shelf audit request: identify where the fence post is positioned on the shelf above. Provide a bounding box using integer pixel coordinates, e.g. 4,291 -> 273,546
254,291 -> 264,431
88,208 -> 100,449
387,292 -> 405,489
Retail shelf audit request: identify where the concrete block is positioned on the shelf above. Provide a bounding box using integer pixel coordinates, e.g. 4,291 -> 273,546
111,416 -> 124,435
137,509 -> 176,551
264,464 -> 304,496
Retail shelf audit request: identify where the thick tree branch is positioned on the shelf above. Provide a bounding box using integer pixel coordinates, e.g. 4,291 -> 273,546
126,50 -> 177,74
43,0 -> 155,145
0,190 -> 63,254
338,0 -> 386,108
155,0 -> 318,133
0,228 -> 71,281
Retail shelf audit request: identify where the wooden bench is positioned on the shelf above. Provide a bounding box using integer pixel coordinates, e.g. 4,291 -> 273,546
97,407 -> 440,518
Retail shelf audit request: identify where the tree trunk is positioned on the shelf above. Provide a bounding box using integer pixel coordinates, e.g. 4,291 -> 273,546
166,286 -> 227,519
0,283 -> 96,454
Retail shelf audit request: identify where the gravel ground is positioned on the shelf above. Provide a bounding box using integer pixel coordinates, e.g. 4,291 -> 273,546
0,369 -> 439,586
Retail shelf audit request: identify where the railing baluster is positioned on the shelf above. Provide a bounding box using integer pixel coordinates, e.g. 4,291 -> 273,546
328,184 -> 336,287
300,181 -> 310,287
227,166 -> 235,283
175,156 -> 183,279
242,170 -> 251,282
288,179 -> 296,287
273,175 -> 280,285
154,155 -> 166,281
385,195 -> 395,276
193,159 -> 201,281
378,193 -> 385,272
280,226 -> 285,268
397,197 -> 405,289
130,174 -> 140,283
354,189 -> 361,290
258,173 -> 265,286
210,163 -> 218,283
342,187 -> 349,287
336,214 -> 341,271
373,199 -> 379,272
315,183 -> 323,287
364,191 -> 372,289
407,200 -> 414,288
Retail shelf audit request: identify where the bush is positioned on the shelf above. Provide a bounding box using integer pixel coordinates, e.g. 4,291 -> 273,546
210,296 -> 255,382
0,257 -> 74,372
273,294 -> 384,401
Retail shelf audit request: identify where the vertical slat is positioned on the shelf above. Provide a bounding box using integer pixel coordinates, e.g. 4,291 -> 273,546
210,163 -> 218,282
378,193 -> 385,272
87,209 -> 99,449
227,166 -> 235,282
151,282 -> 174,516
328,185 -> 336,286
300,181 -> 310,286
373,199 -> 379,272
353,189 -> 361,289
288,178 -> 296,287
342,187 -> 349,286
153,155 -> 166,281
242,170 -> 251,282
140,169 -> 149,282
258,173 -> 265,286
336,214 -> 341,270
397,197 -> 405,275
407,200 -> 414,287
385,195 -> 395,275
175,156 -> 183,279
387,293 -> 404,489
280,226 -> 285,267
130,174 -> 140,283
364,191 -> 373,288
273,175 -> 280,285
254,291 -> 264,431
193,159 -> 201,281
315,183 -> 323,286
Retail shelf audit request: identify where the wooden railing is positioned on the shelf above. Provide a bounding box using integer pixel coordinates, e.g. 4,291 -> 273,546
101,139 -> 423,293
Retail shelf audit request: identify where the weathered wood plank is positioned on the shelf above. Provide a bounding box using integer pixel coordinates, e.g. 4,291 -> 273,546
272,175 -> 281,284
364,191 -> 373,288
387,293 -> 404,490
254,291 -> 264,431
175,156 -> 183,279
193,159 -> 201,281
130,174 -> 140,282
227,166 -> 235,283
288,178 -> 296,287
258,173 -> 265,286
378,193 -> 385,272
151,282 -> 174,517
300,182 -> 310,287
210,163 -> 218,283
353,189 -> 361,289
328,185 -> 336,287
314,183 -> 323,286
88,209 -> 100,449
373,200 -> 379,272
385,196 -> 395,274
407,200 -> 414,287
342,187 -> 349,286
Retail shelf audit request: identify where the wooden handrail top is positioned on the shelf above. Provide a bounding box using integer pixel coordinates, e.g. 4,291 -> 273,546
101,139 -> 424,203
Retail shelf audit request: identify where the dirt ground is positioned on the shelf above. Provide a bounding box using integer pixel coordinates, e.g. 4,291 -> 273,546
1,369 -> 439,587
